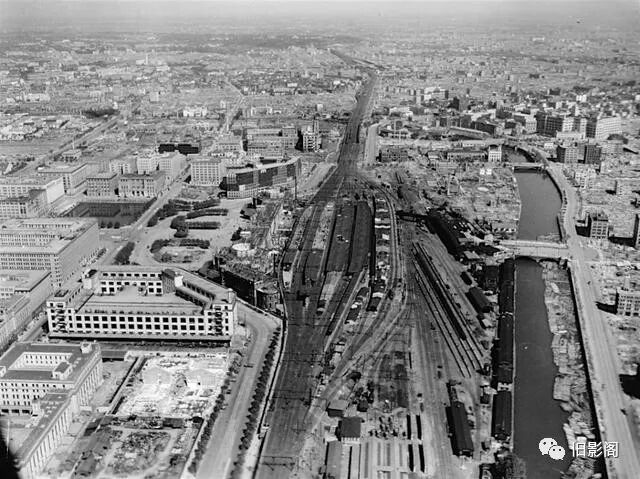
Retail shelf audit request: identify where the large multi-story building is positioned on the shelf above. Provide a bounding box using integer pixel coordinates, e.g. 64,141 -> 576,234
586,116 -> 622,141
190,158 -> 225,187
583,143 -> 603,166
556,144 -> 582,164
586,211 -> 609,240
487,144 -> 503,163
0,177 -> 65,205
633,213 -> 640,250
158,152 -> 187,181
0,341 -> 103,479
512,113 -> 537,134
536,112 -> 574,137
572,167 -> 597,189
0,190 -> 48,218
109,157 -> 136,175
86,172 -> 118,197
379,145 -> 408,162
0,218 -> 100,288
615,286 -> 640,317
36,163 -> 89,195
118,171 -> 165,198
47,266 -> 237,342
223,157 -> 301,199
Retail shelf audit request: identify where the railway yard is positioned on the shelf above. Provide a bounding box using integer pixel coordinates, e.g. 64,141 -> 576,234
257,64 -> 526,479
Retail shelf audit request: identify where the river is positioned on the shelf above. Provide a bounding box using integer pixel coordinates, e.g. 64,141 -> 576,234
513,171 -> 571,478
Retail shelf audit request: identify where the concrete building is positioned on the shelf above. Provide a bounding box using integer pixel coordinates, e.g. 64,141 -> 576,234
37,163 -> 89,195
0,341 -> 103,479
190,158 -> 225,187
615,287 -> 640,317
47,266 -> 237,342
86,172 -> 118,197
586,116 -> 622,141
583,143 -> 603,166
0,177 -> 65,205
586,211 -> 609,240
0,191 -> 47,219
556,144 -> 581,164
136,155 -> 159,175
536,112 -> 574,137
223,157 -> 301,199
108,157 -> 136,175
633,213 -> 640,249
512,113 -> 537,134
379,145 -> 408,162
572,167 -> 597,189
0,218 -> 100,288
158,153 -> 187,181
118,171 -> 165,198
487,144 -> 502,163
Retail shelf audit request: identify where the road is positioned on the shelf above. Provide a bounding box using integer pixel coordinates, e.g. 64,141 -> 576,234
551,165 -> 640,479
196,303 -> 279,479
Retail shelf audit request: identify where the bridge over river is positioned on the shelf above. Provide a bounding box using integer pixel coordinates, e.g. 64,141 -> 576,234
500,239 -> 569,260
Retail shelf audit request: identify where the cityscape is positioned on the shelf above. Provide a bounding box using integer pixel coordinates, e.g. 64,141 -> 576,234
0,1 -> 639,479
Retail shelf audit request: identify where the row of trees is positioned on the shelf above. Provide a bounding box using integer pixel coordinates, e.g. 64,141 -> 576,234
187,356 -> 242,474
147,197 -> 223,227
150,238 -> 210,253
228,330 -> 280,478
185,208 -> 228,219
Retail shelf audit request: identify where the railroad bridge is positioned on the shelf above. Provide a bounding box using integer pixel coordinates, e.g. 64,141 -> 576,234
500,239 -> 568,260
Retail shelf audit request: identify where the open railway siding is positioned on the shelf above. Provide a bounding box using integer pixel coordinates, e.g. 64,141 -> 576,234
256,71 -> 378,479
412,241 -> 487,378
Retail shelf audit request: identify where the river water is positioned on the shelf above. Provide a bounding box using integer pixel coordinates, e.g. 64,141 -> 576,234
513,171 -> 571,478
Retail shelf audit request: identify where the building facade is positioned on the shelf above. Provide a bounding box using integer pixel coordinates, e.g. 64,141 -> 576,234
86,172 -> 118,197
190,158 -> 225,187
587,211 -> 609,240
223,157 -> 301,199
615,287 -> 640,316
586,116 -> 622,141
47,266 -> 237,342
0,218 -> 100,288
0,341 -> 103,479
118,171 -> 165,198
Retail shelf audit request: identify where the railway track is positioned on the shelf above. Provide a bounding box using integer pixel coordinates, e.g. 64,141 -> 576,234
412,244 -> 484,378
414,242 -> 486,363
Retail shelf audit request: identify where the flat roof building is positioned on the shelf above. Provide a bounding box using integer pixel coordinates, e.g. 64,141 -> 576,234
0,341 -> 103,479
587,211 -> 609,240
616,286 -> 640,317
118,171 -> 165,198
47,266 -> 236,342
86,172 -> 118,197
0,218 -> 100,288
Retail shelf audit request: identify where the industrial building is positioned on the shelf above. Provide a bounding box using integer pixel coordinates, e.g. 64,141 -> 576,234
46,266 -> 237,342
0,218 -> 100,288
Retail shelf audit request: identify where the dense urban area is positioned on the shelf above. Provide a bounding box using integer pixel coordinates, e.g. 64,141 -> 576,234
0,1 -> 639,479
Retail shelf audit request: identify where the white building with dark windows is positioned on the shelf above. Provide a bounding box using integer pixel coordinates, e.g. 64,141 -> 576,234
0,341 -> 103,479
47,266 -> 237,342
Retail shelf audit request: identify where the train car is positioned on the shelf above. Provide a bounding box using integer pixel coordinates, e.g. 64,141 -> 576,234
448,401 -> 474,457
491,390 -> 513,442
467,287 -> 492,314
